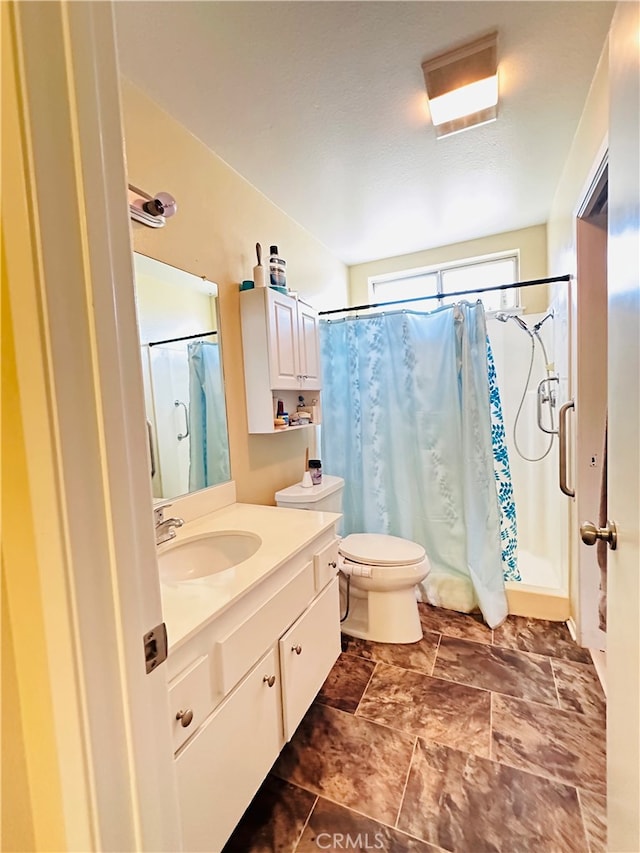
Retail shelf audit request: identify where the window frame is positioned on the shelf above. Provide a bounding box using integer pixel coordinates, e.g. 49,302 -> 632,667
369,250 -> 521,313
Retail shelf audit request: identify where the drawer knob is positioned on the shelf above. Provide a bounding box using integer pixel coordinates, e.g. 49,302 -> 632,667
329,561 -> 337,569
292,644 -> 303,655
176,708 -> 194,728
263,675 -> 276,687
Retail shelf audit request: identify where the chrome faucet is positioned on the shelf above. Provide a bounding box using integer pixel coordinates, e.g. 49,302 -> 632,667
154,504 -> 184,546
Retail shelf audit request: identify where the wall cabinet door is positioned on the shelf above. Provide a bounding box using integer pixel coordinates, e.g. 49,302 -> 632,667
279,578 -> 341,740
297,301 -> 321,388
267,290 -> 300,389
175,648 -> 282,852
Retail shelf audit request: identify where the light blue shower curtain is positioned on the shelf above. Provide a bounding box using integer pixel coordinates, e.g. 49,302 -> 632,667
320,303 -> 509,628
187,340 -> 230,490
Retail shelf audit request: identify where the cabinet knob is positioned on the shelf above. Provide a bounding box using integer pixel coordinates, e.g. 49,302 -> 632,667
292,644 -> 303,655
263,674 -> 276,687
176,708 -> 194,728
329,561 -> 337,569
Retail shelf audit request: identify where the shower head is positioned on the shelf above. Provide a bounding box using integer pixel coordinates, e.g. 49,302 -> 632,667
494,312 -> 531,334
513,316 -> 531,333
533,311 -> 554,333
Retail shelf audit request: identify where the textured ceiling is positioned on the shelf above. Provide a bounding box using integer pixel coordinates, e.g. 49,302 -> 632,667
115,2 -> 614,265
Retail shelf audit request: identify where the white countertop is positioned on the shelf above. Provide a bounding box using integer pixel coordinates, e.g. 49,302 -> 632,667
159,502 -> 341,651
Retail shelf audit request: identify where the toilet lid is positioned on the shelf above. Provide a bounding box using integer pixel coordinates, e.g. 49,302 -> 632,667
340,534 -> 426,566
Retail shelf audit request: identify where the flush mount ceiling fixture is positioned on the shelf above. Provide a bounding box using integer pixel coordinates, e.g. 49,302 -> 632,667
422,31 -> 499,139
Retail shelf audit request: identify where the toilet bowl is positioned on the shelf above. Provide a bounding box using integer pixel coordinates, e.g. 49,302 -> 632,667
338,533 -> 429,643
274,477 -> 431,644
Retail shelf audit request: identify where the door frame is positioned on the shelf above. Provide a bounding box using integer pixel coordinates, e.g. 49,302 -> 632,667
5,2 -> 180,848
573,148 -> 608,652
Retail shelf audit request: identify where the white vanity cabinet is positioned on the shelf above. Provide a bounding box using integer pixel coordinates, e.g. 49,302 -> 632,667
167,527 -> 341,852
240,286 -> 322,433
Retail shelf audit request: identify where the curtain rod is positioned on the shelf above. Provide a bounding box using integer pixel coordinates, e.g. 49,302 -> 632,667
148,330 -> 217,347
318,274 -> 571,317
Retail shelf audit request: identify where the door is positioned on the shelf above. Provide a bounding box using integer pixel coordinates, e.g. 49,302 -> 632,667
5,2 -> 181,848
297,300 -> 322,387
279,578 -> 341,740
575,173 -> 608,651
606,4 -> 640,849
175,648 -> 282,852
267,288 -> 300,388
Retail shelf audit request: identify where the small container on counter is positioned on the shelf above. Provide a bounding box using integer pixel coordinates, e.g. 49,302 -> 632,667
308,459 -> 322,485
269,245 -> 287,289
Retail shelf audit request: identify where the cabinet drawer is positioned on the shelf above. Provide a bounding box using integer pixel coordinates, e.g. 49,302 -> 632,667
175,647 -> 282,852
168,656 -> 210,752
214,561 -> 314,696
313,539 -> 340,591
279,578 -> 341,740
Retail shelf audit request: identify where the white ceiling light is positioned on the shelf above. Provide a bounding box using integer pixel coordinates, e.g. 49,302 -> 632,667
422,32 -> 499,139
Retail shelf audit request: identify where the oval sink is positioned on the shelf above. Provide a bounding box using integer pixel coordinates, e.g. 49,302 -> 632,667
158,531 -> 262,582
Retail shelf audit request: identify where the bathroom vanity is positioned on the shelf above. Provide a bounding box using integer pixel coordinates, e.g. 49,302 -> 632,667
160,497 -> 341,851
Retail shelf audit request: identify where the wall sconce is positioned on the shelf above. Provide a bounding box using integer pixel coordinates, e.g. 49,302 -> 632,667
422,31 -> 498,139
128,184 -> 178,228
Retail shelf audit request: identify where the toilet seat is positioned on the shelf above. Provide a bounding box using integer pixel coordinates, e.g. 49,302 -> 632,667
340,533 -> 425,567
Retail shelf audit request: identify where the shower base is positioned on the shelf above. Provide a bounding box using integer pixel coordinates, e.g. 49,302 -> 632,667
504,549 -> 569,620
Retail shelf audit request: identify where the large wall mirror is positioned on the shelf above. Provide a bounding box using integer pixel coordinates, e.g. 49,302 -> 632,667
133,253 -> 231,500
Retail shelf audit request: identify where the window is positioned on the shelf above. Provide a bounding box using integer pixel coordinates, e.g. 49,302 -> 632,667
371,253 -> 519,313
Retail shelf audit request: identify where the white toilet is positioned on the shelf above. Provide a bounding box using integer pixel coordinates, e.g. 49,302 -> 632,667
275,475 -> 430,644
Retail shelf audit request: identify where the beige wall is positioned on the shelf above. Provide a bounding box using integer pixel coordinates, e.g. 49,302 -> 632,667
547,42 -> 609,627
349,224 -> 549,314
121,80 -> 349,504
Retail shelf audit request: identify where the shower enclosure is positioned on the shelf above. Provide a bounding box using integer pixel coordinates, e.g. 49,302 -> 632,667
488,306 -> 568,592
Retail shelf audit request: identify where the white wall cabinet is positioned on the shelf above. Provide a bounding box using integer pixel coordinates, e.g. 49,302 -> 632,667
241,287 -> 322,433
168,527 -> 341,852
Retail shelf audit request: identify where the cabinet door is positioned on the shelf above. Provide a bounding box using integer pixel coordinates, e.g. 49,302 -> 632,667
297,301 -> 321,388
175,648 -> 282,852
267,290 -> 300,389
279,578 -> 341,741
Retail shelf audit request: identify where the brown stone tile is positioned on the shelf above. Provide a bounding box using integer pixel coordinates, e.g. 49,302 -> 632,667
297,797 -> 444,852
432,635 -> 559,706
356,663 -> 491,757
493,615 -> 592,663
491,694 -> 606,795
398,739 -> 588,852
317,653 -> 376,714
341,632 -> 440,675
579,790 -> 607,853
272,703 -> 415,825
418,603 -> 492,644
221,774 -> 316,853
552,658 -> 607,718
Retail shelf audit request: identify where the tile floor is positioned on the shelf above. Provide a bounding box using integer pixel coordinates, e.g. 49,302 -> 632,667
223,606 -> 606,853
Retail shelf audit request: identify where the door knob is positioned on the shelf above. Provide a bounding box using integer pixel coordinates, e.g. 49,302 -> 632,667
580,520 -> 618,550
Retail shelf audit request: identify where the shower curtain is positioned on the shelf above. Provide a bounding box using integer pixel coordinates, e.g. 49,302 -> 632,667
320,303 -> 509,628
187,340 -> 230,490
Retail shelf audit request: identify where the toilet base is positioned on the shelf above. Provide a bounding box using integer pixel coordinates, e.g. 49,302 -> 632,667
340,582 -> 424,644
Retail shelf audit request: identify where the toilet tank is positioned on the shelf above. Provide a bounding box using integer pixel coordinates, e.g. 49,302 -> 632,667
275,474 -> 344,514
